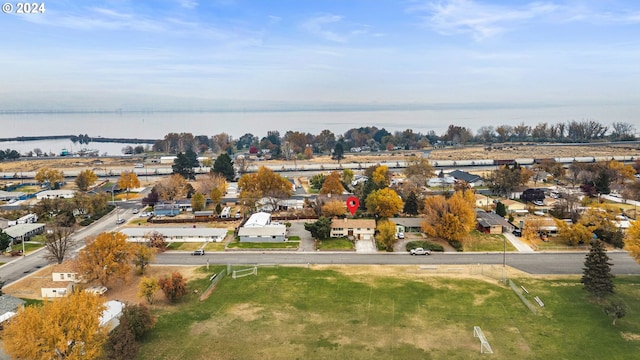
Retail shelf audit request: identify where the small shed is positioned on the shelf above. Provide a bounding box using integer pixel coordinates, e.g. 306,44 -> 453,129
51,262 -> 79,282
41,280 -> 75,298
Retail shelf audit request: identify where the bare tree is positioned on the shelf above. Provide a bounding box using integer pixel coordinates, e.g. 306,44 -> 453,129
44,225 -> 76,264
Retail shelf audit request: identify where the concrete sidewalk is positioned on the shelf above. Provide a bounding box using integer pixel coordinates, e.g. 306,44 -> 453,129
503,232 -> 535,253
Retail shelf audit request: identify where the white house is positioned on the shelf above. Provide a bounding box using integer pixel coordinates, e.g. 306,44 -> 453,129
120,227 -> 228,243
51,262 -> 79,282
330,218 -> 376,240
41,281 -> 76,298
238,212 -> 287,242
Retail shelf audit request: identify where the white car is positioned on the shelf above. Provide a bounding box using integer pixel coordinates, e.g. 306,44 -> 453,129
116,218 -> 125,225
397,232 -> 405,239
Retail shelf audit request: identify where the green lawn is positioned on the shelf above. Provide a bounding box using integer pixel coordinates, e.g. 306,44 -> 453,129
10,242 -> 44,254
464,231 -> 518,252
316,237 -> 354,250
139,267 -> 640,360
226,241 -> 300,249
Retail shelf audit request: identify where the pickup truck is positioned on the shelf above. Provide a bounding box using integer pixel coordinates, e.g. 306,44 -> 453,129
409,247 -> 431,255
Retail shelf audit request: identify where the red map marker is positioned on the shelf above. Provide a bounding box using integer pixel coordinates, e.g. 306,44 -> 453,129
346,196 -> 359,216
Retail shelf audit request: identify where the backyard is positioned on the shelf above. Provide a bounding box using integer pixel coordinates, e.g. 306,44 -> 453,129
138,265 -> 640,360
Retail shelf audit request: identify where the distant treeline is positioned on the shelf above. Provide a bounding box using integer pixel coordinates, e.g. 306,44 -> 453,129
0,135 -> 157,144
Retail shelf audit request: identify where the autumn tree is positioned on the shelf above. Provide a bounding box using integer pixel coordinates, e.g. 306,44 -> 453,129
365,188 -> 403,218
238,166 -> 292,210
581,240 -> 615,299
103,317 -> 139,360
191,192 -> 206,212
158,272 -> 188,303
320,171 -> 345,195
156,174 -> 188,201
132,244 -> 157,275
75,169 -> 98,191
321,199 -> 347,217
376,219 -> 397,251
195,173 -> 227,203
370,165 -> 392,188
624,219 -> 640,264
486,164 -> 527,197
118,171 -> 141,200
77,232 -> 134,286
138,277 -> 160,304
341,168 -> 354,186
35,168 -> 65,189
421,190 -> 476,244
2,291 -> 107,360
121,303 -> 156,340
404,157 -> 435,188
44,221 -> 76,264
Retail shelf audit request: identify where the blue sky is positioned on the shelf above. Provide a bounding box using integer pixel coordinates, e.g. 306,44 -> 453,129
1,0 -> 640,110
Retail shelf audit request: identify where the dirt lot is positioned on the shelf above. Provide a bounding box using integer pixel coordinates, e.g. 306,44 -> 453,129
3,264 -> 207,307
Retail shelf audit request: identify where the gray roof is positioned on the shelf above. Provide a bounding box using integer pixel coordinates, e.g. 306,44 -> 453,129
0,294 -> 26,315
389,217 -> 424,228
238,225 -> 286,237
449,170 -> 483,183
4,223 -> 45,238
120,227 -> 227,238
0,190 -> 25,199
476,210 -> 513,228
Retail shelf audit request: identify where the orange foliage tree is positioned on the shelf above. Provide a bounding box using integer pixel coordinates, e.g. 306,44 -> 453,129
2,291 -> 107,360
421,190 -> 476,244
158,272 -> 188,303
320,171 -> 345,195
77,232 -> 134,286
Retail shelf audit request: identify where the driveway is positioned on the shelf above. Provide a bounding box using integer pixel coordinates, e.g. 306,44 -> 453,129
287,220 -> 315,251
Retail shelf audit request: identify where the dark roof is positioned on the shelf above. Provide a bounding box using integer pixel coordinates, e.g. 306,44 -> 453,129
449,170 -> 483,183
389,217 -> 423,228
476,210 -> 513,229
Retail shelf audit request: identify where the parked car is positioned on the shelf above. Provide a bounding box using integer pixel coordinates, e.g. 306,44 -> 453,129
532,200 -> 544,206
192,249 -> 205,256
132,208 -> 140,214
512,229 -> 522,237
397,232 -> 405,239
409,247 -> 431,255
85,286 -> 108,295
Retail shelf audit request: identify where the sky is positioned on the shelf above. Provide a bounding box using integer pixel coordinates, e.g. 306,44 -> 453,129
1,0 -> 640,111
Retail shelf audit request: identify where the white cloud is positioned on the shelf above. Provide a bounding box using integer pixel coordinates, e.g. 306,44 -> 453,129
178,0 -> 198,9
302,14 -> 348,42
410,0 -> 559,40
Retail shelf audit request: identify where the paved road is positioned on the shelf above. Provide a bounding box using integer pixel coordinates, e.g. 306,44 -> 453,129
0,203 -> 141,286
153,251 -> 640,275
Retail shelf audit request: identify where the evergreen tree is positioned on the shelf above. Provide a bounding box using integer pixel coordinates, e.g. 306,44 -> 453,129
581,239 -> 615,299
172,152 -> 196,180
304,217 -> 332,239
332,143 -> 344,163
496,201 -> 507,217
212,153 -> 236,181
403,192 -> 419,215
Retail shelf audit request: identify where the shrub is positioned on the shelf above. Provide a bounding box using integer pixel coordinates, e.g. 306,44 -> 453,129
448,240 -> 463,252
405,241 -> 444,252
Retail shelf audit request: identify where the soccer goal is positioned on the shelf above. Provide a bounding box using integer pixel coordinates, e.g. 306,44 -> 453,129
232,266 -> 258,279
473,326 -> 493,354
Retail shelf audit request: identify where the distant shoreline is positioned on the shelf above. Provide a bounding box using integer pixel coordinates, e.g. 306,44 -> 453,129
0,135 -> 157,144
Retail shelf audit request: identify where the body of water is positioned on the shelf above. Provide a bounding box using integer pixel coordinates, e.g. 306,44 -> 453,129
0,102 -> 637,155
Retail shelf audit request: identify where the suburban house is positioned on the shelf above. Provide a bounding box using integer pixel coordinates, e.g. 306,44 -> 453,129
389,217 -> 423,234
427,175 -> 455,187
36,189 -> 75,200
41,262 -> 79,298
476,210 -> 514,234
474,194 -> 493,210
330,218 -> 376,240
449,170 -> 484,187
238,212 -> 287,242
121,227 -> 228,243
153,203 -> 180,217
0,294 -> 26,326
521,188 -> 546,203
100,300 -> 125,331
3,223 -> 45,245
0,190 -> 25,201
257,198 -> 304,212
500,199 -> 528,214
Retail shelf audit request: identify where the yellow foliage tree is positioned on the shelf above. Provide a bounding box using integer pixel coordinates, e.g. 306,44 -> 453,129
624,220 -> 640,264
77,232 -> 134,286
133,244 -> 157,275
156,174 -> 188,201
238,166 -> 292,209
376,219 -> 397,251
304,146 -> 313,159
2,291 -> 107,360
321,199 -> 347,217
191,192 -> 206,212
320,171 -> 345,195
608,160 -> 636,183
35,168 -> 65,189
138,276 -> 160,304
555,219 -> 594,246
365,187 -> 403,218
75,169 -> 98,191
372,165 -> 391,187
118,171 -> 141,200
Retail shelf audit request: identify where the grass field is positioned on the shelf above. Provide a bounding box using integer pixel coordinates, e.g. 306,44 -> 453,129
138,266 -> 640,360
317,238 -> 355,250
464,231 -> 518,252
